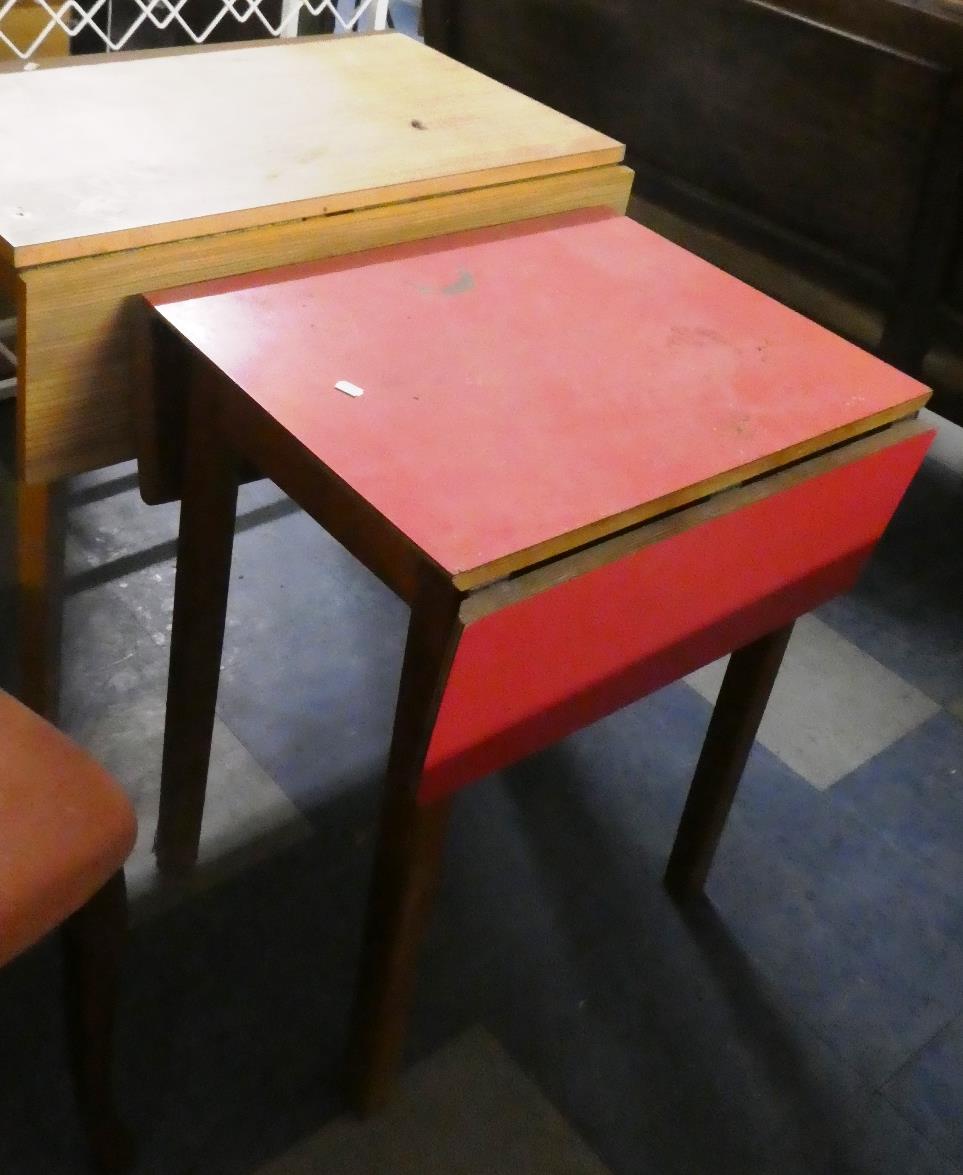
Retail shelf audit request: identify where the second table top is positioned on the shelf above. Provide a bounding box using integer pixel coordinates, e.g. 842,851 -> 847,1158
149,209 -> 929,588
0,33 -> 622,268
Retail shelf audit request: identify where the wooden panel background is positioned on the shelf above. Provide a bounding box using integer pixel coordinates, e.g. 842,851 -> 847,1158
425,0 -> 963,424
433,0 -> 947,280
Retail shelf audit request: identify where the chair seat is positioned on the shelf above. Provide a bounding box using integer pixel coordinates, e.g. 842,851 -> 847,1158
0,692 -> 137,968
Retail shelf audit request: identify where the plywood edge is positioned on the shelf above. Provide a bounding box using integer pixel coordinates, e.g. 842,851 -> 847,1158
20,164 -> 634,296
9,149 -> 626,268
460,416 -> 934,622
450,396 -> 930,592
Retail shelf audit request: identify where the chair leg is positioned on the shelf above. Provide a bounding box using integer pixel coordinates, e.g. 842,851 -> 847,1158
347,787 -> 452,1116
664,622 -> 794,901
61,870 -> 134,1175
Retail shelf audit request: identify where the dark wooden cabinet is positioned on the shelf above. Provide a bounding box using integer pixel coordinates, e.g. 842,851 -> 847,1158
425,0 -> 963,424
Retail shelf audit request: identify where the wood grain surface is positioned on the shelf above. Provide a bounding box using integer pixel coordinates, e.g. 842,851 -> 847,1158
0,32 -> 622,267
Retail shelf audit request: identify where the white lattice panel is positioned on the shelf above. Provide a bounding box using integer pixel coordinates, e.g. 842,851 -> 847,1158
0,0 -> 388,61
0,317 -> 16,402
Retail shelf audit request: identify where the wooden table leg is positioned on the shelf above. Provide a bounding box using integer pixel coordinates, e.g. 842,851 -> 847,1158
347,786 -> 452,1116
17,480 -> 65,720
154,370 -> 239,875
346,574 -> 462,1115
62,870 -> 134,1175
664,622 -> 794,902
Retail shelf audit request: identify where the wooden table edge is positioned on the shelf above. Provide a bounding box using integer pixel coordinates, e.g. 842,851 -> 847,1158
4,150 -> 626,269
459,415 -> 933,621
449,395 -> 930,591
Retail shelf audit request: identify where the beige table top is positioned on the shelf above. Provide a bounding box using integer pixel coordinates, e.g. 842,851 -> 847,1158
0,32 -> 623,268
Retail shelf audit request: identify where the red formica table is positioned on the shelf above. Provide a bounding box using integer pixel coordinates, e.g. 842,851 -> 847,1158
144,208 -> 932,1110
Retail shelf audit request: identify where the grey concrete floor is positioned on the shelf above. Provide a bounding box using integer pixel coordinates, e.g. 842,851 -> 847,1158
1,386 -> 961,1174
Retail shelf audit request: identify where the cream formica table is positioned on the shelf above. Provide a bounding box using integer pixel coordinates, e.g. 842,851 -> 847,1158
0,31 -> 629,714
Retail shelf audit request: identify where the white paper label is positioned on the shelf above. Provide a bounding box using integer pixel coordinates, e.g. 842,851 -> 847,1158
335,380 -> 364,398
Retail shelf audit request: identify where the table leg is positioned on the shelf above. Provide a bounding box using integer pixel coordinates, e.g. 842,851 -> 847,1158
154,373 -> 239,875
17,480 -> 65,720
348,786 -> 452,1116
664,622 -> 794,901
346,574 -> 462,1115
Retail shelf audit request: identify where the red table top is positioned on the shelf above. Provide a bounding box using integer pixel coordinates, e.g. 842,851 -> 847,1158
148,209 -> 928,585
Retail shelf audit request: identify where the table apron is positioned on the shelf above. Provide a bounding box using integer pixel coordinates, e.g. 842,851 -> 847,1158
419,422 -> 933,802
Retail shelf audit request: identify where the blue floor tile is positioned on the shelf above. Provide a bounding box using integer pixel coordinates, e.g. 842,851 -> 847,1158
882,1013 -> 963,1171
4,395 -> 962,1173
818,452 -> 963,704
478,679 -> 963,1097
213,503 -> 407,829
706,738 -> 963,1084
762,1087 -> 962,1175
830,711 -> 963,879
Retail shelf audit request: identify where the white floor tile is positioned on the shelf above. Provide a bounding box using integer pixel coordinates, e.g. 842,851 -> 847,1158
686,614 -> 939,789
255,1027 -> 612,1175
74,690 -> 313,918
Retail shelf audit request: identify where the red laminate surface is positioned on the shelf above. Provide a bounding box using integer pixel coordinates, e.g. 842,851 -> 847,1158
148,210 -> 928,581
418,430 -> 933,803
